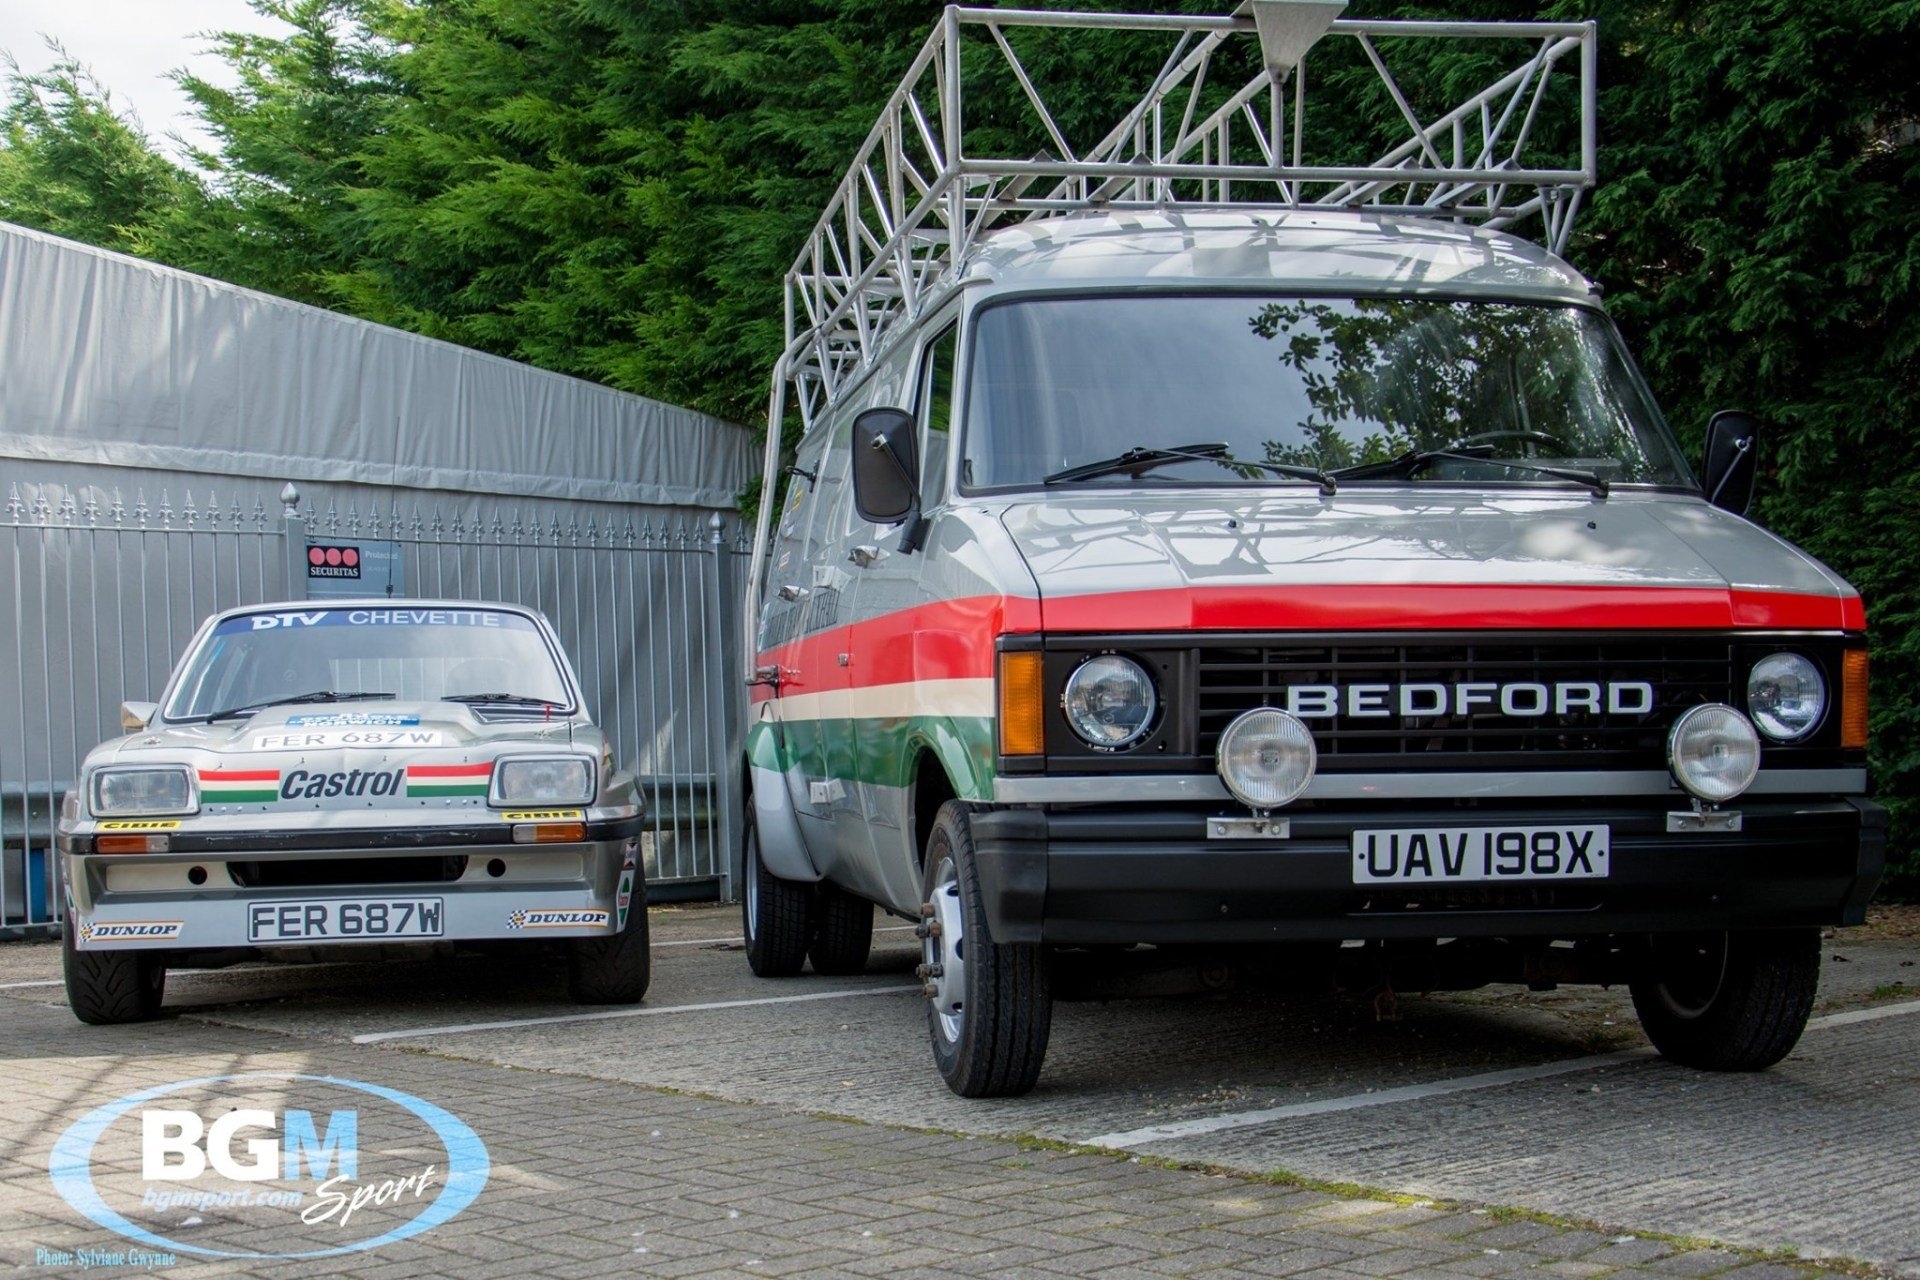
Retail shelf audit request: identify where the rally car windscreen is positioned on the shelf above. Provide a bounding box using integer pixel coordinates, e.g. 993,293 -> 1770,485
959,295 -> 1695,491
162,606 -> 572,722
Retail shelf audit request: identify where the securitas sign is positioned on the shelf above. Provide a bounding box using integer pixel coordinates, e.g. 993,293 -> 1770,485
49,1073 -> 488,1259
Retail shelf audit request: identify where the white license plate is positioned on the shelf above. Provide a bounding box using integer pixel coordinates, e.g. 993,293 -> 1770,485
1352,825 -> 1609,884
247,897 -> 445,942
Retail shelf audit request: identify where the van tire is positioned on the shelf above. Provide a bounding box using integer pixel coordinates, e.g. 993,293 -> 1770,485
808,881 -> 874,976
1630,929 -> 1820,1071
64,921 -> 166,1025
567,877 -> 651,1004
921,801 -> 1052,1097
743,810 -> 812,977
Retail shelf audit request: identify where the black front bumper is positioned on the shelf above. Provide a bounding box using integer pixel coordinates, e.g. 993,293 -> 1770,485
970,798 -> 1886,946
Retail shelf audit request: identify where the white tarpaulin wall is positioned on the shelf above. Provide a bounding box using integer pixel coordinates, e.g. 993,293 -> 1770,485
0,220 -> 753,508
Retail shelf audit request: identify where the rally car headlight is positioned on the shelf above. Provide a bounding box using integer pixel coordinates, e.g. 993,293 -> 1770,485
91,767 -> 196,817
1062,654 -> 1157,750
1747,652 -> 1825,741
491,758 -> 594,806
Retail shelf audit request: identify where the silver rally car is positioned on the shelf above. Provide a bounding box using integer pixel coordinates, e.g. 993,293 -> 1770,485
59,600 -> 649,1023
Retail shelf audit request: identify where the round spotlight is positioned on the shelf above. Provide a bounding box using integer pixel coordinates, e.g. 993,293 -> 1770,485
1747,652 -> 1825,741
1062,654 -> 1157,750
1216,708 -> 1317,810
1667,703 -> 1761,803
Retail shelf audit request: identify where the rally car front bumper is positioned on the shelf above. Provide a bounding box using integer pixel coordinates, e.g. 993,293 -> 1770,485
61,815 -> 644,951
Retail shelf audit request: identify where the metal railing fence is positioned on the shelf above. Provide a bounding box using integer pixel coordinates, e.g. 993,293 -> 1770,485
2,476 -> 748,938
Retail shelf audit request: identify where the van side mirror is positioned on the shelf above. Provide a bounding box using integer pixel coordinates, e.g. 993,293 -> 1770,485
1701,410 -> 1761,516
120,701 -> 157,731
851,407 -> 920,524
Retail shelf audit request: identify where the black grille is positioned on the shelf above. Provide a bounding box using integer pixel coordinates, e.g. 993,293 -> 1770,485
1197,635 -> 1736,772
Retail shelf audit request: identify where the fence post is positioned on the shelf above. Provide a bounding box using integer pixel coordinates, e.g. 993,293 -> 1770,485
280,483 -> 308,601
708,511 -> 741,902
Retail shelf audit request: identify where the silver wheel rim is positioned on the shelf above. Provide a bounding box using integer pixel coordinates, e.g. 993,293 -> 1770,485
925,855 -> 967,1043
1652,934 -> 1729,1020
744,828 -> 761,940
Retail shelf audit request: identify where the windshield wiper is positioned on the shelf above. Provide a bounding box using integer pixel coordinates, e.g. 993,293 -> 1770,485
443,693 -> 565,708
201,690 -> 396,722
1332,447 -> 1609,498
1044,442 -> 1338,494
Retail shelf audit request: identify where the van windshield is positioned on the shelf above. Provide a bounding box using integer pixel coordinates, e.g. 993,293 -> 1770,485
960,295 -> 1694,492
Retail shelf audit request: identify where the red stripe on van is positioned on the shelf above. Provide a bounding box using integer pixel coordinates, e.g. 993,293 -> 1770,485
752,585 -> 1862,699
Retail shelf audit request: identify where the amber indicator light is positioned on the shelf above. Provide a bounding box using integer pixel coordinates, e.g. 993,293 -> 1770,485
1841,648 -> 1869,750
94,834 -> 169,854
999,651 -> 1046,757
514,822 -> 587,844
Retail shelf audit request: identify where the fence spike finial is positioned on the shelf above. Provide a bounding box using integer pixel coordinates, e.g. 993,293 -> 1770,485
7,483 -> 24,523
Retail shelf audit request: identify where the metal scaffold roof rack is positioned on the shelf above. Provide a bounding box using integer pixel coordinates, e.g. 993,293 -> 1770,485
774,1 -> 1597,431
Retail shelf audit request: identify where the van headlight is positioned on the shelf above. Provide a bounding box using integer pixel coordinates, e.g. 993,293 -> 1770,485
1667,704 -> 1761,802
491,758 -> 594,806
1747,652 -> 1825,741
1062,655 -> 1157,750
91,767 -> 196,817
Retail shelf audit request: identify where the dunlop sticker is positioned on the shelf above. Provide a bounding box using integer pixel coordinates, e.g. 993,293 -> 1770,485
97,820 -> 182,831
79,919 -> 183,942
506,908 -> 609,930
500,810 -> 585,822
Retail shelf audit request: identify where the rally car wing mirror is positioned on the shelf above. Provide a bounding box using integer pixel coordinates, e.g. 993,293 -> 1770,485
852,406 -> 927,551
1701,410 -> 1761,516
120,701 -> 157,731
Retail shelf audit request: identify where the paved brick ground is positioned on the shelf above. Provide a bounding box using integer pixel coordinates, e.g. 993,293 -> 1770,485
0,991 -> 1875,1280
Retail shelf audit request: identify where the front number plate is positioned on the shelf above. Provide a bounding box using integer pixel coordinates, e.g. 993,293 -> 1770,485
1351,825 -> 1609,884
247,897 -> 445,942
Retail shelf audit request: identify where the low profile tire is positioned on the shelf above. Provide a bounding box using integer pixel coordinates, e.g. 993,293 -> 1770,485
566,875 -> 652,1004
63,919 -> 166,1025
743,809 -> 812,977
808,880 -> 874,976
921,801 -> 1052,1097
1630,929 -> 1820,1071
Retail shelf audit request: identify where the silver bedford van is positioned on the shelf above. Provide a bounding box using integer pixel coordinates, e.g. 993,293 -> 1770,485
740,4 -> 1882,1096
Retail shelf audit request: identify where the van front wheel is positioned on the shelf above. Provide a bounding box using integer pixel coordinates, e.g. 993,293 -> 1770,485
921,801 -> 1052,1097
1629,929 -> 1820,1071
743,810 -> 813,977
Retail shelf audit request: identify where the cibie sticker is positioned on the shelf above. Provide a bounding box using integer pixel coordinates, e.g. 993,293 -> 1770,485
79,920 -> 183,943
97,820 -> 182,832
505,908 -> 609,930
498,810 -> 585,822
49,1072 -> 489,1260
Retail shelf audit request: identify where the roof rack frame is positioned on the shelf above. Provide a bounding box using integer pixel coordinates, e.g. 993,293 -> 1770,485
748,3 -> 1596,668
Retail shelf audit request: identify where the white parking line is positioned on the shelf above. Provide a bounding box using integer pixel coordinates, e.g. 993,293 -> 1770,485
1081,997 -> 1920,1150
0,979 -> 63,990
653,924 -> 916,949
352,984 -> 921,1044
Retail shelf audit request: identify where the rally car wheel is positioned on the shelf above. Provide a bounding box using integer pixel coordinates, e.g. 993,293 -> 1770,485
743,810 -> 812,977
808,881 -> 874,976
567,877 -> 651,1004
63,920 -> 166,1025
1630,928 -> 1820,1071
921,801 -> 1052,1098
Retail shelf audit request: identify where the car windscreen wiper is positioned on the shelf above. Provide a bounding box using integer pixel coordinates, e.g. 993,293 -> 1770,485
1331,447 -> 1609,498
442,693 -> 566,708
1044,442 -> 1338,494
200,690 -> 397,722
